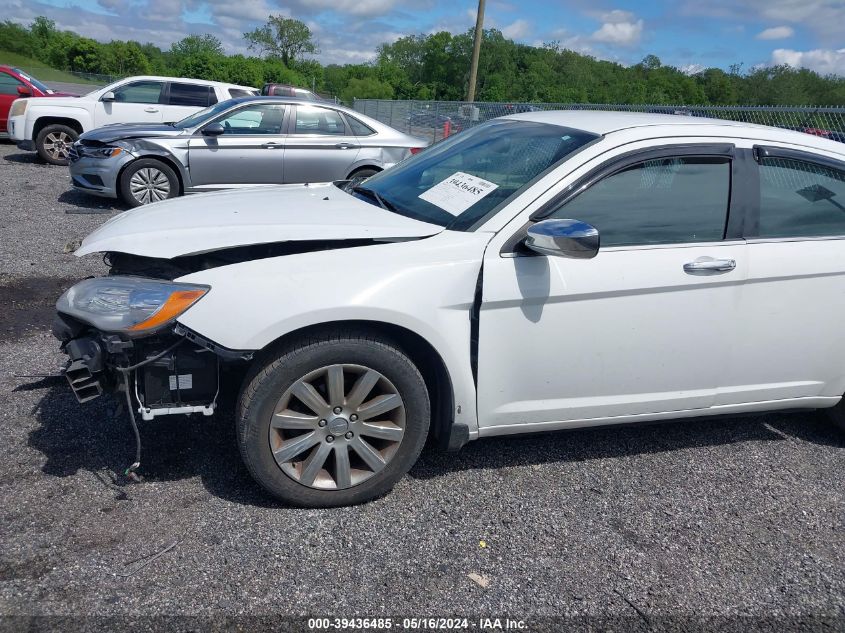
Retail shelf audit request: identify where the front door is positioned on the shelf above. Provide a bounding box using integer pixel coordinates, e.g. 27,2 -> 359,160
93,80 -> 165,126
283,104 -> 360,183
0,70 -> 25,133
188,103 -> 287,188
477,146 -> 746,431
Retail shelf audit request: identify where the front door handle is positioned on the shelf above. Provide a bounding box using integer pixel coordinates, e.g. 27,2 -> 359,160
683,258 -> 736,274
262,142 -> 281,149
144,107 -> 159,113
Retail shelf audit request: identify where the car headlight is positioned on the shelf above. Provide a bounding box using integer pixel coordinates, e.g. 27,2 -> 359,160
79,144 -> 125,159
57,277 -> 209,335
9,99 -> 27,117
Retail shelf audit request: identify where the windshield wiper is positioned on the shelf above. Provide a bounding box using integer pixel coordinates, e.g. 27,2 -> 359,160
352,185 -> 397,213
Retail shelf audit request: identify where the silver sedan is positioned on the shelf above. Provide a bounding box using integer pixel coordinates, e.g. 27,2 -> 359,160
68,96 -> 428,207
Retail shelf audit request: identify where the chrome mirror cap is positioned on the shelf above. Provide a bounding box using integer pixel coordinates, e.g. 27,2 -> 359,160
525,219 -> 600,259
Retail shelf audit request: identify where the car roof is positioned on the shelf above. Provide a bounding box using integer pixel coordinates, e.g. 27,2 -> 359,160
505,110 -> 845,156
114,75 -> 256,91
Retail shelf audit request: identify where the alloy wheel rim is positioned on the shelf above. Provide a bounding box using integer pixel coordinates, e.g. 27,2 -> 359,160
269,364 -> 406,490
129,167 -> 171,204
44,131 -> 72,160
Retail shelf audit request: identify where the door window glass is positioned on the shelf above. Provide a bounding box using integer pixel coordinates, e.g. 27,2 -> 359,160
112,81 -> 164,104
757,156 -> 845,238
169,82 -> 213,107
213,104 -> 285,134
549,156 -> 730,246
346,115 -> 375,136
294,106 -> 345,135
0,71 -> 24,95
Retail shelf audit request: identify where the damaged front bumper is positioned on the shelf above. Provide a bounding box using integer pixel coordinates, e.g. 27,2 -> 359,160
53,312 -> 252,419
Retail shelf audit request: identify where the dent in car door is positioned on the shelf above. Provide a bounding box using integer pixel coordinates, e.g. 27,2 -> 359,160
476,146 -> 748,432
719,146 -> 845,405
283,105 -> 360,183
188,103 -> 287,189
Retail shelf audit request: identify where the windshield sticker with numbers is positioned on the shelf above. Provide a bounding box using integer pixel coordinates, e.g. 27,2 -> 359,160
418,172 -> 499,215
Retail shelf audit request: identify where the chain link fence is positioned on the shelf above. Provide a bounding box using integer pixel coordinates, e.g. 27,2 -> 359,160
353,99 -> 845,145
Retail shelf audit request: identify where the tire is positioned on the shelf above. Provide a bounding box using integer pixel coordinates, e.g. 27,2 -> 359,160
824,398 -> 845,432
119,158 -> 180,207
237,332 -> 430,507
349,167 -> 380,180
35,124 -> 78,165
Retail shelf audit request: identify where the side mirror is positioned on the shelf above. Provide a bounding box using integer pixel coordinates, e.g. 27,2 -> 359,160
201,122 -> 225,136
100,91 -> 115,102
16,86 -> 31,97
525,219 -> 600,259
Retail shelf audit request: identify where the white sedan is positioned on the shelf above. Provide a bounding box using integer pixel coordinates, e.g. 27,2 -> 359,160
54,111 -> 845,507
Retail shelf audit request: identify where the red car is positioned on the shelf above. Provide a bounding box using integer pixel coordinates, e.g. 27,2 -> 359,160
0,65 -> 77,137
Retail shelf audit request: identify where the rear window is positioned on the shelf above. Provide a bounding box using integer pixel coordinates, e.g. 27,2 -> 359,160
169,83 -> 214,107
346,115 -> 375,136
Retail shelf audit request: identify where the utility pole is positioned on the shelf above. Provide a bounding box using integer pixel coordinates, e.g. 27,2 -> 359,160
466,0 -> 485,102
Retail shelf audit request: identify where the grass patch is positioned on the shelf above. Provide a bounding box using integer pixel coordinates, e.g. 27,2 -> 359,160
0,51 -> 102,85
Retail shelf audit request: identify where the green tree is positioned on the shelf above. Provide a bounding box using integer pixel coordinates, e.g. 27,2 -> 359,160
244,16 -> 318,66
341,77 -> 394,103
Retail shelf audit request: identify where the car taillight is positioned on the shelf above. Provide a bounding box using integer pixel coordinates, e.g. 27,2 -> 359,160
410,147 -> 423,155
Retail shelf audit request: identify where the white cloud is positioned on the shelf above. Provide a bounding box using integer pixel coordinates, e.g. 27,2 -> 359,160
590,9 -> 644,47
501,19 -> 531,40
770,48 -> 845,76
756,25 -> 794,40
680,63 -> 706,75
681,0 -> 844,46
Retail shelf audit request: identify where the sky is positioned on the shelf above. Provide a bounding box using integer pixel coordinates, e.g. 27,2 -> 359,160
3,0 -> 845,75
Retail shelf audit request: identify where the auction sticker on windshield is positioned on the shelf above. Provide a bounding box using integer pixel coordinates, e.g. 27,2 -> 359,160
418,172 -> 498,215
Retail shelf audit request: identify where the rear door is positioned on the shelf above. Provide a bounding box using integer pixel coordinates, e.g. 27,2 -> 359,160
93,79 -> 165,126
161,82 -> 216,123
720,145 -> 845,406
283,104 -> 360,183
0,69 -> 25,133
187,102 -> 287,188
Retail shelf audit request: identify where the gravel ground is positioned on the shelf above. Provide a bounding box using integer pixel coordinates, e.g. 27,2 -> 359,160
0,142 -> 843,631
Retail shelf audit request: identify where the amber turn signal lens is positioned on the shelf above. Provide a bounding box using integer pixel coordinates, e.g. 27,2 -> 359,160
128,289 -> 207,332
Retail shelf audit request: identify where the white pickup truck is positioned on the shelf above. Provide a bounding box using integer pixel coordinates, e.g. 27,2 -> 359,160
8,75 -> 257,165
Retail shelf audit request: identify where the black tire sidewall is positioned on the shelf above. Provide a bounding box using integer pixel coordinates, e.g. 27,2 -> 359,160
238,338 -> 430,507
119,158 -> 180,207
350,168 -> 379,179
35,124 -> 78,165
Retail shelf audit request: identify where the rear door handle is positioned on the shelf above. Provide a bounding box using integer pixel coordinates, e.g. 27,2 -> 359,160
262,142 -> 281,149
683,258 -> 736,274
144,107 -> 159,113
335,142 -> 357,149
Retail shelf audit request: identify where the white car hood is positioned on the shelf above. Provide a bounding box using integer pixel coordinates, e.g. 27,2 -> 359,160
76,183 -> 445,259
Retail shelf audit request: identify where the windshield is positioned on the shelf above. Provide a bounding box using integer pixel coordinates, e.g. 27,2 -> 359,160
172,99 -> 240,128
12,68 -> 52,93
349,119 -> 598,230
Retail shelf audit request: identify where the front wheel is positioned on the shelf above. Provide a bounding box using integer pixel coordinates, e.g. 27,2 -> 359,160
35,124 -> 78,165
237,333 -> 430,507
119,158 -> 180,207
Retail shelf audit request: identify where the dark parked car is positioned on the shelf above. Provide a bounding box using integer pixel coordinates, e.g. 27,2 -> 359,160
261,83 -> 320,101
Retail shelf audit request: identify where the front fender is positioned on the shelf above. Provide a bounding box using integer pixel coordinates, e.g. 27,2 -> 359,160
30,106 -> 92,135
175,230 -> 493,435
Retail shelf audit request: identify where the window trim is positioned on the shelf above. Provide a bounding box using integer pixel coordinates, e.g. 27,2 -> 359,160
286,104 -> 352,137
501,143 -> 741,256
748,144 -> 845,241
202,102 -> 289,136
111,79 -> 166,105
164,81 -> 215,108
